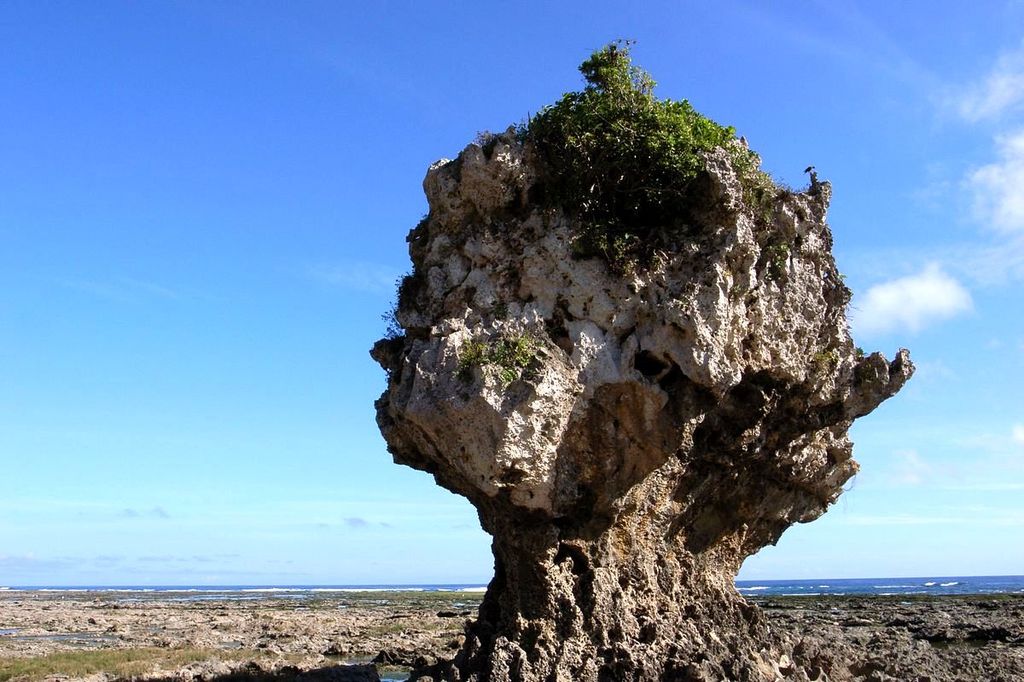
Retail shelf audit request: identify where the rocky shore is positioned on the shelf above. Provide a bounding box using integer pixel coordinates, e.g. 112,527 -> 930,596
0,589 -> 475,682
1,590 -> 1021,681
758,594 -> 1024,681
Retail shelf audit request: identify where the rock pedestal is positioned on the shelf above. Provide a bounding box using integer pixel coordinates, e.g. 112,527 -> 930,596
372,133 -> 912,681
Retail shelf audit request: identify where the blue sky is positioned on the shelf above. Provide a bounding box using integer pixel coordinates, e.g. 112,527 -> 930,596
2,1 -> 1022,586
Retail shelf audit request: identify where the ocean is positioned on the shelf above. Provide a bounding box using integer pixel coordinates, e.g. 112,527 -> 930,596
735,574 -> 1024,597
2,576 -> 1023,600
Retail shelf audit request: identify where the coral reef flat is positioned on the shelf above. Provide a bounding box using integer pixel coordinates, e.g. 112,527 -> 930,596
1,589 -> 1021,681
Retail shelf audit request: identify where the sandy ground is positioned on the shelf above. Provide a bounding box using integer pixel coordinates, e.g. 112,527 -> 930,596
1,590 -> 1022,681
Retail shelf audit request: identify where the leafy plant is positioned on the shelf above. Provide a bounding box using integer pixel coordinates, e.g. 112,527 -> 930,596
490,334 -> 536,384
457,339 -> 489,381
523,40 -> 771,272
458,333 -> 537,386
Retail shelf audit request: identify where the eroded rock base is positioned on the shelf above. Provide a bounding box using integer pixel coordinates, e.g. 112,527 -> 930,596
410,502 -> 787,682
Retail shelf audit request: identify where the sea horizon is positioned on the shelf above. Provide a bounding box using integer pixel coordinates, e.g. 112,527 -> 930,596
3,575 -> 1023,598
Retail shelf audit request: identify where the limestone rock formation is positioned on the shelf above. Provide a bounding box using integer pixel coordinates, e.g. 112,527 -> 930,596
372,52 -> 911,682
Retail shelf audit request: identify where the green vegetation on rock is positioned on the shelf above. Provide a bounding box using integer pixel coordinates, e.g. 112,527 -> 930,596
523,40 -> 777,272
458,333 -> 537,386
764,241 -> 791,281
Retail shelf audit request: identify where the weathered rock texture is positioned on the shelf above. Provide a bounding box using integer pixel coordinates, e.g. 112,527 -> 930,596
372,131 -> 912,681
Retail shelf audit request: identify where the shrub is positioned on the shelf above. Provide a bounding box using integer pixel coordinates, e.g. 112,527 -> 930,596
524,40 -> 770,272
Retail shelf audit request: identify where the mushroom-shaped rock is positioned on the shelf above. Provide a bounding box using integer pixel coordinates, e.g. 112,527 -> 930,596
372,46 -> 911,682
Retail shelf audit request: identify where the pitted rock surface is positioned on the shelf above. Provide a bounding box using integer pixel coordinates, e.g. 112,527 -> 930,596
372,132 -> 912,682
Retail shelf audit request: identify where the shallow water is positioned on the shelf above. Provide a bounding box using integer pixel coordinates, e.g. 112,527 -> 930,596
7,632 -> 120,646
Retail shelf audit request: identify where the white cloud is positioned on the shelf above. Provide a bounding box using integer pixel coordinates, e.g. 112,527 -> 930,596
943,44 -> 1024,282
1013,424 -> 1024,446
953,43 -> 1024,122
851,264 -> 972,336
968,130 -> 1024,233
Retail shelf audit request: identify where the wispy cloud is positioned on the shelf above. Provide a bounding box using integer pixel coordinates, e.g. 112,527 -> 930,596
137,553 -> 239,563
938,42 -> 1024,285
909,360 -> 957,383
850,263 -> 972,336
887,450 -> 933,486
957,427 -> 1024,460
732,2 -> 937,91
308,261 -> 400,295
117,506 -> 171,520
842,514 -> 955,526
120,278 -> 181,299
342,516 -> 394,529
873,448 -> 979,490
967,129 -> 1024,233
59,277 -> 183,303
950,41 -> 1024,122
870,425 -> 1024,491
313,516 -> 395,530
842,512 -> 1024,526
936,483 -> 1024,492
0,554 -> 78,571
945,235 -> 1024,286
